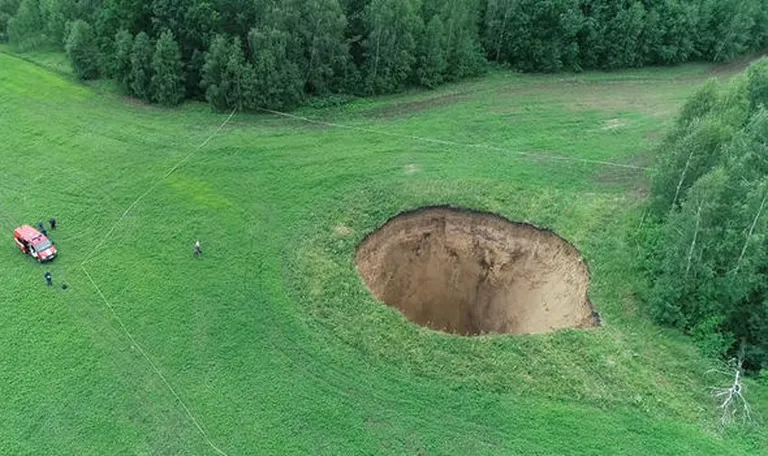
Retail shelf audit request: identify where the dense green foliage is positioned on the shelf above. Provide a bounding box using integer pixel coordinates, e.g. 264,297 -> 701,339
129,31 -> 153,103
0,0 -> 20,42
111,28 -> 132,90
415,14 -> 446,88
65,19 -> 98,80
644,59 -> 768,373
362,0 -> 420,94
151,30 -> 184,105
6,0 -> 45,50
3,50 -> 767,454
201,35 -> 252,110
247,26 -> 303,109
4,0 -> 768,109
483,0 -> 582,72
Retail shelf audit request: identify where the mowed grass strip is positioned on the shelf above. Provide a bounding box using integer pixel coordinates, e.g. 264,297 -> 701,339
1,52 -> 766,454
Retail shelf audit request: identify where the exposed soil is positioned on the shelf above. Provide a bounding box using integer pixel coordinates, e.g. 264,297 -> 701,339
602,118 -> 626,130
365,93 -> 466,119
710,52 -> 767,77
404,163 -> 422,174
356,207 -> 600,336
333,223 -> 352,237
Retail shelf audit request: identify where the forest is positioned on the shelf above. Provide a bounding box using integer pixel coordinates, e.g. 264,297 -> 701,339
3,0 -> 768,110
643,60 -> 768,373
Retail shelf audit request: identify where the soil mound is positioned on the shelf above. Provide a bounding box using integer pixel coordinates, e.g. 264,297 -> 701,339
355,207 -> 600,335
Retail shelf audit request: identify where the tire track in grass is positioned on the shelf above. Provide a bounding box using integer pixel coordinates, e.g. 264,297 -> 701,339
81,267 -> 229,455
257,108 -> 652,171
3,160 -> 125,289
256,302 -> 519,451
81,108 -> 237,266
79,108 -> 236,456
241,209 -> 514,451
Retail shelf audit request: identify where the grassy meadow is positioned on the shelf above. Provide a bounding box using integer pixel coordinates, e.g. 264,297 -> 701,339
1,49 -> 766,454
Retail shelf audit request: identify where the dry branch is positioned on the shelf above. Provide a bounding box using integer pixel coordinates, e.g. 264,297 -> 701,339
709,359 -> 752,426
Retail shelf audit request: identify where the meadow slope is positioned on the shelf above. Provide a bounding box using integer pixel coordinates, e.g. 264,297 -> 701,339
1,51 -> 766,454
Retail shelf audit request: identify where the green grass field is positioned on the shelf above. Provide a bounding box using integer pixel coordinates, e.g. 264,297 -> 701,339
1,50 -> 766,454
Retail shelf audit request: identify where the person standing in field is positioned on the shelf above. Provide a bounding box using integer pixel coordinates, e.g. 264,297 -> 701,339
44,271 -> 52,286
194,240 -> 202,257
49,218 -> 56,230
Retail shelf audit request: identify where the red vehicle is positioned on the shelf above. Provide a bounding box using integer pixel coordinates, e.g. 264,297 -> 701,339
14,225 -> 57,262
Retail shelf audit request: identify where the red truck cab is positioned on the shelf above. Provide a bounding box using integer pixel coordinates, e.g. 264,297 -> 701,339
14,225 -> 57,262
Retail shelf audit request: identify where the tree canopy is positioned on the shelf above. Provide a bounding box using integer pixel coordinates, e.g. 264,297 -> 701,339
65,19 -> 100,80
643,59 -> 768,373
3,0 -> 768,109
129,31 -> 154,103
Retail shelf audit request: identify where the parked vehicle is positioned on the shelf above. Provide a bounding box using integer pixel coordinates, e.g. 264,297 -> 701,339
14,225 -> 57,262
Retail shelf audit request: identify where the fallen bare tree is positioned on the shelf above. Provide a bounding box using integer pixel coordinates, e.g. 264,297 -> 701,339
708,357 -> 753,427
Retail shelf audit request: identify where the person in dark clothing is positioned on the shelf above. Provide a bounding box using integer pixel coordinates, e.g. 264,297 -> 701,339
49,218 -> 56,230
37,221 -> 45,232
44,271 -> 52,286
194,240 -> 202,257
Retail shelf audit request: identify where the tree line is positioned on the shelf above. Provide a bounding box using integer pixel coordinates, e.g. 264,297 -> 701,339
641,58 -> 768,374
3,0 -> 768,109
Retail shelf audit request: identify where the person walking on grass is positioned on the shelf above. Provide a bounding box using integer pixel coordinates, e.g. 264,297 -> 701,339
44,271 -> 52,287
194,240 -> 202,257
37,221 -> 47,236
49,218 -> 56,230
